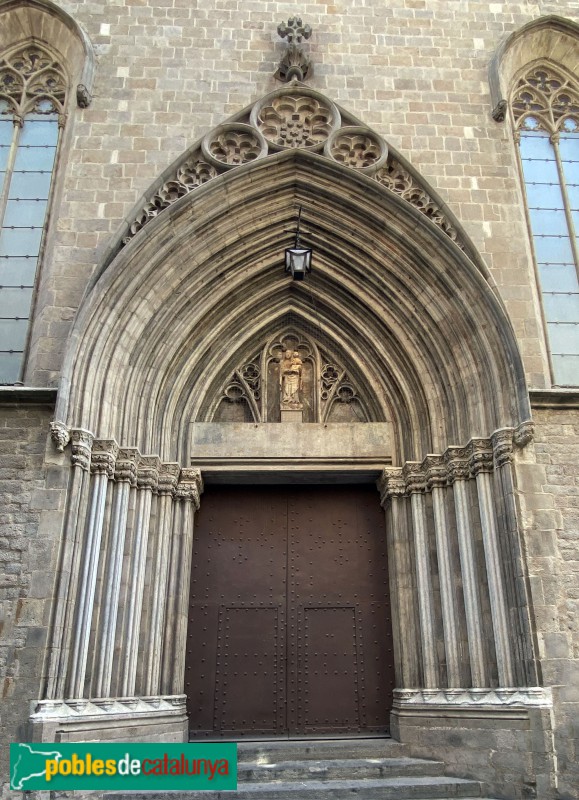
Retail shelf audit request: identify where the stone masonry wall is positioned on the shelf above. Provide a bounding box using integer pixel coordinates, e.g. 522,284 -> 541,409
0,404 -> 67,796
24,0 -> 579,391
515,408 -> 579,800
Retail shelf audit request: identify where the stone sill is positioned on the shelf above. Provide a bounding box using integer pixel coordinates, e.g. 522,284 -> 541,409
530,390 -> 579,409
0,386 -> 57,405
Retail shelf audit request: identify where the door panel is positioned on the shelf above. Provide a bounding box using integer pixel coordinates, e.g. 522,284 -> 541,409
186,485 -> 394,738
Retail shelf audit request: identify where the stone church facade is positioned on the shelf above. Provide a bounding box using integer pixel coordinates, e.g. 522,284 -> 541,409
1,1 -> 579,798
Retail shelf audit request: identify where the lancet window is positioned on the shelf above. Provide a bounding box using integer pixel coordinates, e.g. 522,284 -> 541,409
0,44 -> 67,384
512,63 -> 579,386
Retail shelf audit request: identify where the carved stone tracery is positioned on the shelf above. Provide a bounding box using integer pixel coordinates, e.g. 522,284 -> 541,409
512,63 -> 579,133
120,85 -> 468,253
0,44 -> 67,119
211,329 -> 370,423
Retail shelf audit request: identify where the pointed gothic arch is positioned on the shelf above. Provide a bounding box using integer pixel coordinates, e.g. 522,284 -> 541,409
55,83 -> 530,463
35,86 -> 542,746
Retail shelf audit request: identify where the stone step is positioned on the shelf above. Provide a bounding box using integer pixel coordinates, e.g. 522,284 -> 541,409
237,736 -> 407,763
105,775 -> 485,799
238,755 -> 446,782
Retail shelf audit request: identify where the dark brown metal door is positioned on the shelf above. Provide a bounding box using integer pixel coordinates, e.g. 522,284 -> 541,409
185,485 -> 394,738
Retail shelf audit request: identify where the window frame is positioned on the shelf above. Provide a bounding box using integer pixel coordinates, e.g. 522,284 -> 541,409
0,42 -> 69,385
511,60 -> 579,388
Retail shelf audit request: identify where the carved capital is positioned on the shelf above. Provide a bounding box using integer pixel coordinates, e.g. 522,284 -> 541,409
175,468 -> 204,509
491,427 -> 514,469
423,454 -> 447,490
443,445 -> 470,483
157,463 -> 181,496
50,421 -> 70,452
467,438 -> 493,476
514,419 -> 535,448
137,455 -> 161,491
377,468 -> 405,506
90,439 -> 119,477
114,448 -> 139,485
402,461 -> 426,494
70,429 -> 94,471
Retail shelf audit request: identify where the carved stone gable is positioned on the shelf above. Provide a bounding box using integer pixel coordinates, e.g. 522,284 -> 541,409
118,83 -> 468,257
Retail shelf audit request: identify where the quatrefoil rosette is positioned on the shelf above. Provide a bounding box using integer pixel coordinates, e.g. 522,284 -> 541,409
250,86 -> 341,152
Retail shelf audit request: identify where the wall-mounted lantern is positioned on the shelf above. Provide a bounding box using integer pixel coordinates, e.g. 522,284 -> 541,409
285,207 -> 312,281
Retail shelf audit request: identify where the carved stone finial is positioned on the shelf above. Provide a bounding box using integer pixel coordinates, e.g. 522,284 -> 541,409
276,17 -> 313,83
277,17 -> 312,44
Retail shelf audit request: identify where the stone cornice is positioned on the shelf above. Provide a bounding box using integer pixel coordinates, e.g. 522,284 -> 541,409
530,390 -> 579,410
0,387 -> 57,405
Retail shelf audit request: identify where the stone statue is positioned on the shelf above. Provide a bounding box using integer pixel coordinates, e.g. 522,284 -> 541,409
281,348 -> 303,407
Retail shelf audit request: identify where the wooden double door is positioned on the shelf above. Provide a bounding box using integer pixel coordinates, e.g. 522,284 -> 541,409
185,485 -> 394,738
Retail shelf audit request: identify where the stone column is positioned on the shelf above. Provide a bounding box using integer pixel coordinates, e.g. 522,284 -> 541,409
67,439 -> 118,699
378,468 -> 419,688
492,425 -> 540,687
163,469 -> 203,695
445,446 -> 488,688
405,463 -> 438,689
94,448 -> 138,697
120,455 -> 160,697
425,455 -> 461,688
469,439 -> 514,687
45,427 -> 93,699
144,462 -> 180,696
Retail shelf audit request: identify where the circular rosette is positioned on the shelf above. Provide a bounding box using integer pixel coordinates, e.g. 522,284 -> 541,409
250,86 -> 340,152
201,123 -> 268,169
324,126 -> 388,173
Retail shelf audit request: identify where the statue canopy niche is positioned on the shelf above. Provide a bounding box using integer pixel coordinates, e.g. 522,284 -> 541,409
212,329 -> 371,424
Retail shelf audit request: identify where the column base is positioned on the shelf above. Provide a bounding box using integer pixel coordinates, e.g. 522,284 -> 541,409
29,695 -> 188,743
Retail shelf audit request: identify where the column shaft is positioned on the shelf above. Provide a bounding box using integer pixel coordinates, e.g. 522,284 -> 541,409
476,470 -> 514,686
430,483 -> 461,687
452,477 -> 487,687
410,490 -> 438,688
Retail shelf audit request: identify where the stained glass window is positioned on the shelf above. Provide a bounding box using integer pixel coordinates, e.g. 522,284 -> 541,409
0,45 -> 67,383
512,64 -> 579,386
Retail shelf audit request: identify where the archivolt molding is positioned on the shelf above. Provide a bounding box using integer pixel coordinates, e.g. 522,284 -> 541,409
56,150 -> 530,463
114,82 -> 470,261
489,15 -> 579,122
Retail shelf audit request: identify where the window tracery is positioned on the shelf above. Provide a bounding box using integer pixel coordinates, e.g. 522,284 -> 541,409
0,43 -> 67,383
512,62 -> 579,386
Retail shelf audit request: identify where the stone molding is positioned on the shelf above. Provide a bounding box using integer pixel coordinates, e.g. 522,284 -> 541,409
393,687 -> 552,708
378,422 -> 534,502
31,695 -> 187,721
118,82 -> 467,254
